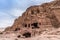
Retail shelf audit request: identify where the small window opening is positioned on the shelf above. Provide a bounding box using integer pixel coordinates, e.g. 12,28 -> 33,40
23,24 -> 27,27
28,24 -> 30,27
23,32 -> 31,38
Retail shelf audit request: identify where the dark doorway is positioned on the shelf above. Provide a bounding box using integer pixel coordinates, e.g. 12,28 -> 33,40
31,22 -> 39,29
23,32 -> 31,38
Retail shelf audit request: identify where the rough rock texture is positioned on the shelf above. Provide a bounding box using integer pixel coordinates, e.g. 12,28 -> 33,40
1,0 -> 60,39
5,0 -> 60,37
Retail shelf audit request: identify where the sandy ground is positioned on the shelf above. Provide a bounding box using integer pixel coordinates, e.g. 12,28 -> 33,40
0,34 -> 60,40
0,28 -> 60,40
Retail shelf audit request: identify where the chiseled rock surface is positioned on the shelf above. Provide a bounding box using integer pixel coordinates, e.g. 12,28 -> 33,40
0,0 -> 60,40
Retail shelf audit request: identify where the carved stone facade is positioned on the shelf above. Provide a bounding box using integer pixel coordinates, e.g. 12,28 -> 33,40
4,0 -> 60,38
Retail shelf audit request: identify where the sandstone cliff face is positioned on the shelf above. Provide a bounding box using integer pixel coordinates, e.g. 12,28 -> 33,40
4,0 -> 60,38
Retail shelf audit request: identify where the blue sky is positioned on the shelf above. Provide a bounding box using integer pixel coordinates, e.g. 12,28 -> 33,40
0,0 -> 54,28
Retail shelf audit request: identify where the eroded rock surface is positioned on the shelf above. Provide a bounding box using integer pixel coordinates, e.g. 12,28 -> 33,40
5,0 -> 60,38
0,0 -> 60,40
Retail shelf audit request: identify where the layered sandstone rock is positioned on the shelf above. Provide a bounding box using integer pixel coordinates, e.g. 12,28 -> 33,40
4,0 -> 60,38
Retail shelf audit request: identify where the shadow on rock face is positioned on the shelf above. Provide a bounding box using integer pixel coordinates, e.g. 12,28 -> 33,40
23,32 -> 31,38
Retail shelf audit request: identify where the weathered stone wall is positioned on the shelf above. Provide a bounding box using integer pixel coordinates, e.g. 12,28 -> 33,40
4,0 -> 60,38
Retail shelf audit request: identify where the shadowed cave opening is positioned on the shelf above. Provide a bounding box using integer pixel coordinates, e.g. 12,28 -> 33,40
24,24 -> 30,27
17,35 -> 21,38
23,32 -> 31,38
31,22 -> 39,29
